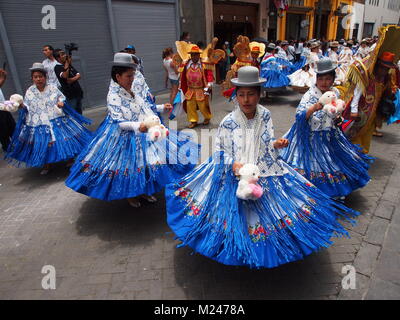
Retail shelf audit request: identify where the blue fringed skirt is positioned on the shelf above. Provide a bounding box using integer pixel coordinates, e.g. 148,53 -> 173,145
65,115 -> 199,201
281,120 -> 372,198
166,152 -> 359,269
260,68 -> 290,89
5,109 -> 92,168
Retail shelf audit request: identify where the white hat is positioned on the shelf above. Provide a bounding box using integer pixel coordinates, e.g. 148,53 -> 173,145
111,52 -> 137,68
315,58 -> 337,75
231,66 -> 266,87
29,62 -> 46,72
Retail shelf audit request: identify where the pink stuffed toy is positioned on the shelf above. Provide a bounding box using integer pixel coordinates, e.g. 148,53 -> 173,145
319,91 -> 345,116
236,164 -> 263,200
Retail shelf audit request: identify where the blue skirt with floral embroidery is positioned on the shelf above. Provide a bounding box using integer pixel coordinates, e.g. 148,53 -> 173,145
165,151 -> 358,269
65,115 -> 199,201
5,106 -> 92,168
281,112 -> 372,198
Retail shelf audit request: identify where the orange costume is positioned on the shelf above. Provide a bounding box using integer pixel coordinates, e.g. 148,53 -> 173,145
222,37 -> 265,98
179,45 -> 212,125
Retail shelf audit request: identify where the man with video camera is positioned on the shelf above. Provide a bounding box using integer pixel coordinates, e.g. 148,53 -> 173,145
54,44 -> 84,114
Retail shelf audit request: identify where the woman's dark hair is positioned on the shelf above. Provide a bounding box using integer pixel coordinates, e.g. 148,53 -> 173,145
31,70 -> 47,78
111,66 -> 134,82
236,86 -> 262,96
316,70 -> 336,81
162,47 -> 173,59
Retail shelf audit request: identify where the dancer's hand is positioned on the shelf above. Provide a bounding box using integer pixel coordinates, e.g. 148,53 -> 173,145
57,101 -> 64,108
139,123 -> 148,133
232,162 -> 244,176
312,102 -> 323,112
164,103 -> 173,111
274,138 -> 289,149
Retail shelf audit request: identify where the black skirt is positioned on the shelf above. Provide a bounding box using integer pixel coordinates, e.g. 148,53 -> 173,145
0,110 -> 16,151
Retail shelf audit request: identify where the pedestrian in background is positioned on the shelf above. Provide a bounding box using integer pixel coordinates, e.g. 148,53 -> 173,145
162,47 -> 179,105
125,45 -> 144,75
53,48 -> 84,114
42,45 -> 60,88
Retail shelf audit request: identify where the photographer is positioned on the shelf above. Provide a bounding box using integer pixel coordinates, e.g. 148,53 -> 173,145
53,48 -> 84,114
0,67 -> 16,152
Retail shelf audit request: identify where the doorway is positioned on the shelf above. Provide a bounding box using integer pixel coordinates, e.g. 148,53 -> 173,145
213,0 -> 258,47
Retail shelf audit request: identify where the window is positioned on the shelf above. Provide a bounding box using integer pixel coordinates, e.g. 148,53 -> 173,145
288,0 -> 305,5
388,0 -> 400,11
363,22 -> 374,38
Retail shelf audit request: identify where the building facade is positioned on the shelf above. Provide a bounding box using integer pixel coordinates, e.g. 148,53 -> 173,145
276,0 -> 356,41
363,0 -> 400,37
0,0 -> 180,108
180,0 -> 363,44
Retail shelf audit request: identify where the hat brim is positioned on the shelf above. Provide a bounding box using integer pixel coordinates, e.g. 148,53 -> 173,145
189,51 -> 202,54
111,62 -> 138,68
316,67 -> 336,75
29,68 -> 46,72
231,78 -> 266,87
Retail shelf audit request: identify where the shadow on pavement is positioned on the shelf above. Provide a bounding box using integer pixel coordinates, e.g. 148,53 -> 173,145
13,162 -> 71,190
173,243 -> 335,300
75,191 -> 169,246
367,155 -> 395,179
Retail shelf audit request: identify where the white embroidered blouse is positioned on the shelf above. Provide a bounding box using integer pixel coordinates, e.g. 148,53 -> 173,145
216,105 -> 288,177
297,85 -> 340,131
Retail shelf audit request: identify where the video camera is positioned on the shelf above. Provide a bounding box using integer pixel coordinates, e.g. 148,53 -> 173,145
64,43 -> 78,56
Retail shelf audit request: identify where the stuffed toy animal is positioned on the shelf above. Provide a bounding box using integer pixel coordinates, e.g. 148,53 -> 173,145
143,115 -> 169,141
319,91 -> 345,116
236,163 -> 263,201
0,94 -> 24,112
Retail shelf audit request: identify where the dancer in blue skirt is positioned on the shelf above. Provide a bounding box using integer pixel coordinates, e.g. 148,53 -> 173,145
66,53 -> 198,207
260,43 -> 290,92
4,62 -> 92,175
165,66 -> 359,269
281,58 -> 372,199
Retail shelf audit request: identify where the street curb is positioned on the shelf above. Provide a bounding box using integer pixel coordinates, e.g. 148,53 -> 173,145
337,150 -> 400,300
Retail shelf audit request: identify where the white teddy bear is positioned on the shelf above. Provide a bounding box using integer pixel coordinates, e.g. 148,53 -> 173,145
236,163 -> 263,201
143,115 -> 169,141
319,91 -> 345,117
0,94 -> 24,112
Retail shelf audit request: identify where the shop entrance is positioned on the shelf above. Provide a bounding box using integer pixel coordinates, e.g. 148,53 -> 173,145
213,0 -> 258,47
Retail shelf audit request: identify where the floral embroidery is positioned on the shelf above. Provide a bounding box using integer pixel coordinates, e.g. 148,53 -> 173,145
295,168 -> 348,185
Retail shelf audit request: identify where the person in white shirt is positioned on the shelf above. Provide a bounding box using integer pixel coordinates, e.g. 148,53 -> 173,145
355,39 -> 370,59
287,40 -> 296,62
162,47 -> 180,105
42,45 -> 60,88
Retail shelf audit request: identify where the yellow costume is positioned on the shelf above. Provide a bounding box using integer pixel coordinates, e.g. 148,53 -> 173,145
341,25 -> 400,153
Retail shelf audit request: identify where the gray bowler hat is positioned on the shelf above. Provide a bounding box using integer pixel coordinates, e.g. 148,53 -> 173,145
111,52 -> 137,68
29,62 -> 46,72
231,66 -> 266,87
267,43 -> 276,50
315,58 -> 337,75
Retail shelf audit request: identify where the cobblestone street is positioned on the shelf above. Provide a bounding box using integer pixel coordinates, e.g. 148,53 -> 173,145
1,87 -> 399,300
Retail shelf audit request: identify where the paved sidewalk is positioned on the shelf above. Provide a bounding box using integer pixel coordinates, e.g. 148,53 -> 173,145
0,87 -> 399,300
